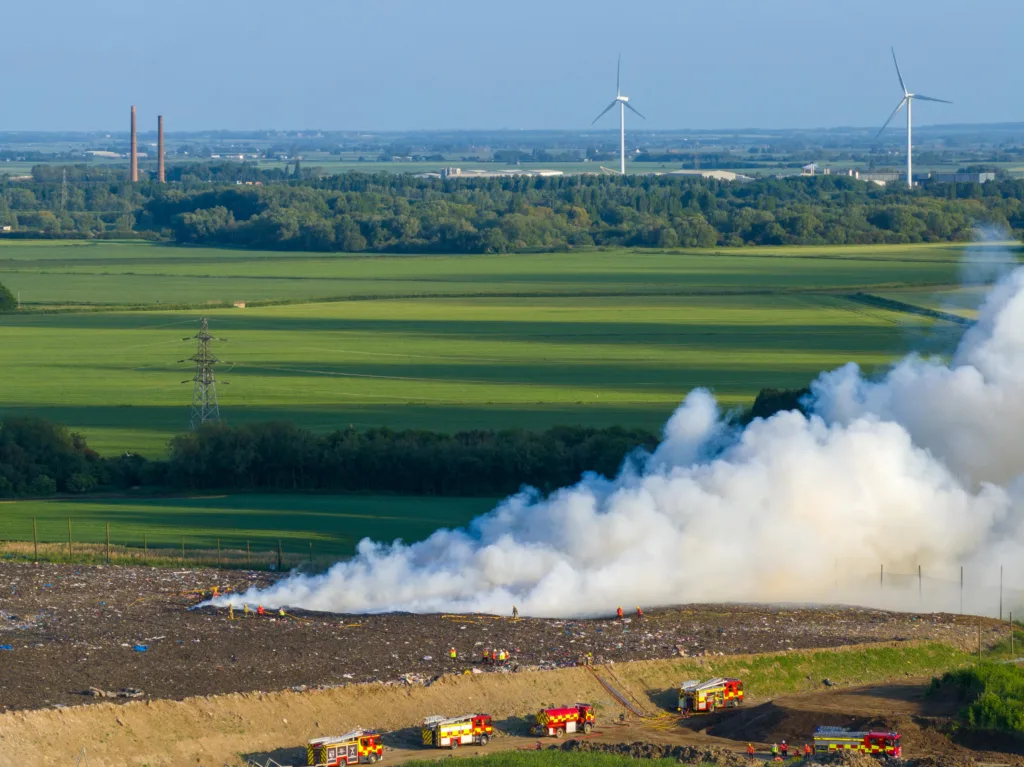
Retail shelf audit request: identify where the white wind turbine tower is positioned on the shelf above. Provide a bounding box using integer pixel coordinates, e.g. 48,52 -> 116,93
592,55 -> 645,174
876,47 -> 951,189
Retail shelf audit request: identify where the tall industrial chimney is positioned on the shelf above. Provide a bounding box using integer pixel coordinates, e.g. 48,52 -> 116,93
130,105 -> 138,182
157,115 -> 165,183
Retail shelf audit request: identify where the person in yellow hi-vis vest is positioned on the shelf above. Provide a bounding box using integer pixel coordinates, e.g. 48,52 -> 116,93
449,647 -> 457,660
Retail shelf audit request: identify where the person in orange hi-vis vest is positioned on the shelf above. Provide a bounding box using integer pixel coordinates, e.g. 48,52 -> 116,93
257,605 -> 265,616
616,607 -> 624,619
636,606 -> 643,619
747,744 -> 755,761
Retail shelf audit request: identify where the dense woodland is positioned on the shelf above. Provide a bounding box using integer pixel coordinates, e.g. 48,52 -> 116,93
1,166 -> 1023,251
0,417 -> 658,498
0,388 -> 801,498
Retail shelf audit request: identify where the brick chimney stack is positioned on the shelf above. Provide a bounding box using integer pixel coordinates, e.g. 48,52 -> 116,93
130,105 -> 138,182
157,115 -> 165,183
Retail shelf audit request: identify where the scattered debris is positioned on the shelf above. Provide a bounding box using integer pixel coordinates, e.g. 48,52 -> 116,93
0,561 -> 1004,713
82,687 -> 144,699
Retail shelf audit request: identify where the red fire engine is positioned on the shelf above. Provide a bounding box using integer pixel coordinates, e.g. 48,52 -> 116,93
813,727 -> 902,759
678,677 -> 744,715
307,729 -> 383,765
421,713 -> 494,749
531,703 -> 595,738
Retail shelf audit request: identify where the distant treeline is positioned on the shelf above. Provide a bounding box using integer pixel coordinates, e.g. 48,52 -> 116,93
0,417 -> 656,498
0,389 -> 812,498
1,166 -> 1023,250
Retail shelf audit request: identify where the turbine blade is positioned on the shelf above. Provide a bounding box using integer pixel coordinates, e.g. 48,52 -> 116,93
592,100 -> 618,124
913,94 -> 952,104
617,54 -> 621,96
891,47 -> 907,94
875,98 -> 907,139
624,101 -> 646,120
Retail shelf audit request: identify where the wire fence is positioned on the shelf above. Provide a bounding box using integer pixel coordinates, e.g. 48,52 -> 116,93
2,517 -> 1024,620
0,516 -> 344,572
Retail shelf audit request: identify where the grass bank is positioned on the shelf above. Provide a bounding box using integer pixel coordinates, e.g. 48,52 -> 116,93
613,642 -> 973,706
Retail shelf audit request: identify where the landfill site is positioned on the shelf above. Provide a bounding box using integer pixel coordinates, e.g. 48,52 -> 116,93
0,561 -> 1020,766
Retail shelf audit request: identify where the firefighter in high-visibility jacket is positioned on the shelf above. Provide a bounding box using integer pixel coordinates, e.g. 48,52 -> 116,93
449,647 -> 457,660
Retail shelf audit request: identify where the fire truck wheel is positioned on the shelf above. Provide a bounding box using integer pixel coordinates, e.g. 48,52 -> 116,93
366,755 -> 379,764
583,722 -> 593,734
555,727 -> 565,739
450,740 -> 460,750
479,734 -> 490,746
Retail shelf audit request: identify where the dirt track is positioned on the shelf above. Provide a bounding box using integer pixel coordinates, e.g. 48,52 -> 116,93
0,562 -> 1002,712
3,659 -> 1022,767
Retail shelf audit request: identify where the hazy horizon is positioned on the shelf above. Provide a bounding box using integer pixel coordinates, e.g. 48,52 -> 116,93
2,0 -> 1022,132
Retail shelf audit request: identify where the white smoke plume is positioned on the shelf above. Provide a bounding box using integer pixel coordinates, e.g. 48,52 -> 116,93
217,239 -> 1024,618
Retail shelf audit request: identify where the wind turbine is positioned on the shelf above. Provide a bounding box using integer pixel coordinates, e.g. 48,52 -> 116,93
592,55 -> 645,174
876,47 -> 951,189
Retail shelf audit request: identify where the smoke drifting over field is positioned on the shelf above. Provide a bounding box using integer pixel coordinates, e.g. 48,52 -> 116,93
220,238 -> 1024,617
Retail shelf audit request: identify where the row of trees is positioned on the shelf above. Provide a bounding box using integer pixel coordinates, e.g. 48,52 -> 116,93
0,389 -> 812,499
0,418 -> 147,496
2,167 -> 1022,250
143,174 -> 1024,251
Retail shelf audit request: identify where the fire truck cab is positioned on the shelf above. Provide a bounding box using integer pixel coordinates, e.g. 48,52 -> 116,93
813,727 -> 902,759
531,703 -> 595,737
678,678 -> 744,714
307,729 -> 383,766
421,713 -> 494,749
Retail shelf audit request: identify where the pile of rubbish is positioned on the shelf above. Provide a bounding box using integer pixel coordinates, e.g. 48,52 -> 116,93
82,687 -> 144,699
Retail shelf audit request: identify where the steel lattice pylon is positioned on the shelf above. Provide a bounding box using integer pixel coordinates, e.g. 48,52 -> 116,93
185,317 -> 222,430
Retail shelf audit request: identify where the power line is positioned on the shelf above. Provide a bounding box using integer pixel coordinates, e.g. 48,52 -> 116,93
180,317 -> 226,430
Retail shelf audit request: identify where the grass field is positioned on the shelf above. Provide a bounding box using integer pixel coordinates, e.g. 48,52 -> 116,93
0,493 -> 496,561
0,240 -> 1005,457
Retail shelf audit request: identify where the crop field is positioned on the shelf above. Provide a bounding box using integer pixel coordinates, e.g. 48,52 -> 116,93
0,493 -> 496,560
0,240 -> 1006,458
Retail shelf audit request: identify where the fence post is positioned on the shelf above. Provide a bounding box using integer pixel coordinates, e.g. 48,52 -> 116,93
67,518 -> 72,562
32,517 -> 37,562
105,522 -> 110,565
277,540 -> 283,572
246,540 -> 251,569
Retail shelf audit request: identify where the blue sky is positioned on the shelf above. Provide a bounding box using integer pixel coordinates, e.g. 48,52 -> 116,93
4,0 -> 1022,131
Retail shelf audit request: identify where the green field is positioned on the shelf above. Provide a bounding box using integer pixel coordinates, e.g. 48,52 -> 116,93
0,240 -> 1001,457
0,494 -> 496,560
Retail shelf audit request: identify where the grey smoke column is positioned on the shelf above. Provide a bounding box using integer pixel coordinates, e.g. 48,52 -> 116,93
157,115 -> 165,183
130,105 -> 138,182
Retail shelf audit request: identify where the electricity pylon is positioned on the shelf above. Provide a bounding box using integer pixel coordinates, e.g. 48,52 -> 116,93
181,318 -> 224,430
